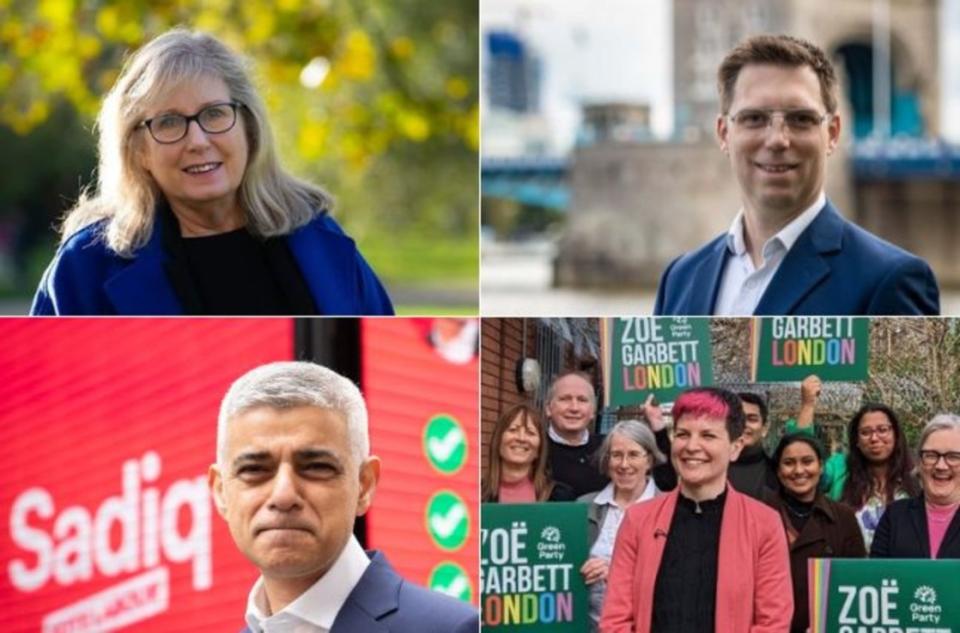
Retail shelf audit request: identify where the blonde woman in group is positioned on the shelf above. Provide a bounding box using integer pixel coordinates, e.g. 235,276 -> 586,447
33,29 -> 391,315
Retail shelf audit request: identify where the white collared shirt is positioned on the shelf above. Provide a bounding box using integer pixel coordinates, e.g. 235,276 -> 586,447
713,192 -> 826,315
588,479 -> 659,561
244,536 -> 371,633
548,423 -> 590,447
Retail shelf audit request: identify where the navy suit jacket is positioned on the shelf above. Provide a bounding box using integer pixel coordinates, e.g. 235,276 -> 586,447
30,213 -> 393,315
654,201 -> 940,315
240,551 -> 478,633
870,496 -> 960,559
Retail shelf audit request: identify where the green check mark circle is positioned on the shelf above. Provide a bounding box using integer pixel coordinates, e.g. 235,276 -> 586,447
425,490 -> 469,551
423,414 -> 467,475
428,561 -> 473,602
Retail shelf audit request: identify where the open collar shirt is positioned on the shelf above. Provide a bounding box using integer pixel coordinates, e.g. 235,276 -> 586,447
244,535 -> 370,633
548,424 -> 590,447
714,191 -> 826,315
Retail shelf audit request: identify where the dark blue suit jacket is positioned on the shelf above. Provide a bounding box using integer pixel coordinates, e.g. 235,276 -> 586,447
870,496 -> 960,559
654,201 -> 940,315
240,551 -> 478,633
30,213 -> 393,315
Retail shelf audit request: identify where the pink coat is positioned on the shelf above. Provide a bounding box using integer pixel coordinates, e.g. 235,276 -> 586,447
600,486 -> 792,633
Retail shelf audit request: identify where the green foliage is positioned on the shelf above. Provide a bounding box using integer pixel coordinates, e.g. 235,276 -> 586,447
0,0 -> 478,306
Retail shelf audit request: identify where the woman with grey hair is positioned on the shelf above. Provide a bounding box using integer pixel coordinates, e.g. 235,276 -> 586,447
32,29 -> 392,315
871,414 -> 960,558
578,419 -> 665,631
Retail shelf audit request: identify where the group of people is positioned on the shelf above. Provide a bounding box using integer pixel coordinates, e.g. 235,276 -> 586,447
484,371 -> 960,633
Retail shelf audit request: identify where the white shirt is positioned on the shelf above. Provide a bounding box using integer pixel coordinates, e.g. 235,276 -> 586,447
548,424 -> 589,446
244,536 -> 371,633
713,192 -> 826,315
588,478 -> 659,561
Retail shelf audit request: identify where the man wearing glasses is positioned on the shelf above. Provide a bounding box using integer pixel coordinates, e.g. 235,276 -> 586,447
654,34 -> 939,316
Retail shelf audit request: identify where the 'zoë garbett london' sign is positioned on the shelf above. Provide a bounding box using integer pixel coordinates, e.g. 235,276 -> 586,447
809,558 -> 960,633
480,503 -> 588,631
602,317 -> 714,406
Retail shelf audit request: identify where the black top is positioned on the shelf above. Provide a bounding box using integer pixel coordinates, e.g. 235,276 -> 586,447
160,203 -> 317,315
728,443 -> 778,500
871,495 -> 960,559
652,489 -> 726,633
782,492 -> 815,533
546,434 -> 609,498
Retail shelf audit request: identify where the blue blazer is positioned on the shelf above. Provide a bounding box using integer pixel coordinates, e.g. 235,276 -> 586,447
30,214 -> 393,315
240,551 -> 478,633
654,201 -> 940,315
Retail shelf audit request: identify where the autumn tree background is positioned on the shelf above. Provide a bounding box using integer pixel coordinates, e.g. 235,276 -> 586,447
0,0 -> 478,312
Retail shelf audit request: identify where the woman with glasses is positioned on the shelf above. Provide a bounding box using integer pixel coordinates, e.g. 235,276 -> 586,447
837,404 -> 920,550
32,29 -> 392,315
871,414 -> 960,558
578,420 -> 665,632
764,433 -> 865,633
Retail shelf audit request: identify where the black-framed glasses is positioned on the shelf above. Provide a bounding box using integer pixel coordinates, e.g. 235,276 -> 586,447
141,101 -> 243,144
727,108 -> 831,134
919,450 -> 960,467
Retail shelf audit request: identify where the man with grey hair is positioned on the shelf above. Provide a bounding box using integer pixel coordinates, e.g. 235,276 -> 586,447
209,361 -> 477,633
544,371 -> 608,497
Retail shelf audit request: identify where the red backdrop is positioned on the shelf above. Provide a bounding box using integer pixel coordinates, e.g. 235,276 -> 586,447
0,318 -> 478,632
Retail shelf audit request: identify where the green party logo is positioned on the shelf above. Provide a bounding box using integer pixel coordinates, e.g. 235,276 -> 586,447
425,490 -> 469,551
429,561 -> 473,602
423,414 -> 467,475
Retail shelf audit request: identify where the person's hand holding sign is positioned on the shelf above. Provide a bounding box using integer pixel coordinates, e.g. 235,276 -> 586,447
642,394 -> 665,432
797,374 -> 822,430
580,557 -> 610,585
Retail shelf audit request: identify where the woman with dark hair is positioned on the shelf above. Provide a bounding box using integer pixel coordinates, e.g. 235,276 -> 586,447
839,404 -> 920,549
765,433 -> 866,633
481,403 -> 575,503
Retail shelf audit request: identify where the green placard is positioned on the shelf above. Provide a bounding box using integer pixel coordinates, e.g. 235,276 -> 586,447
752,317 -> 869,382
603,317 -> 713,406
481,502 -> 589,631
810,558 -> 960,633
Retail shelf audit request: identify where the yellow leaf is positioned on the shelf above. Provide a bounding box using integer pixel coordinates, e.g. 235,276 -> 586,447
298,119 -> 328,160
194,9 -> 222,32
397,110 -> 430,142
245,6 -> 275,44
389,36 -> 413,59
95,6 -> 118,38
77,33 -> 102,59
462,105 -> 479,150
38,0 -> 73,28
445,76 -> 469,100
337,29 -> 375,81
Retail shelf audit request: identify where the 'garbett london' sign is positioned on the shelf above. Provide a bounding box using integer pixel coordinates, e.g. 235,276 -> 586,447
809,558 -> 960,633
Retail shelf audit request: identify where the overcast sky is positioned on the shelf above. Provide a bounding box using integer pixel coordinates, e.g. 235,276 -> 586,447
483,0 -> 960,150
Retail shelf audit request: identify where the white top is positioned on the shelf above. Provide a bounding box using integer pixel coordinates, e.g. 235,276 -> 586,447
589,478 -> 659,561
244,535 -> 371,633
548,423 -> 589,447
713,192 -> 826,315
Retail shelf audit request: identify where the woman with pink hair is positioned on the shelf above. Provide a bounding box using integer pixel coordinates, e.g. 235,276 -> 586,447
600,387 -> 792,633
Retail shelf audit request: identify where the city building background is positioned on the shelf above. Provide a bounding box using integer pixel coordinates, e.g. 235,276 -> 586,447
481,0 -> 960,315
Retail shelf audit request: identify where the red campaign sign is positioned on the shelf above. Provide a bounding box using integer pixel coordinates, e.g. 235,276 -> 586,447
362,319 -> 479,604
0,319 -> 294,633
